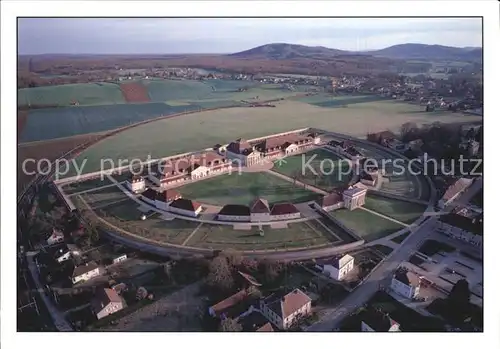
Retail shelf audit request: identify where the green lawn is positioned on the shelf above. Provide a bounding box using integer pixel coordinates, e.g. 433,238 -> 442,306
62,177 -> 115,195
176,171 -> 319,206
329,208 -> 404,242
95,199 -> 199,245
185,221 -> 331,250
363,195 -> 426,224
273,148 -> 352,191
80,185 -> 129,208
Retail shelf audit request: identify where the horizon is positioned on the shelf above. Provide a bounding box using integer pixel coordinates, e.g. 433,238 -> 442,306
18,18 -> 482,55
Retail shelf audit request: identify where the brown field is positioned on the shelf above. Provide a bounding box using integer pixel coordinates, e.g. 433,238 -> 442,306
120,82 -> 151,103
17,133 -> 103,189
18,110 -> 28,137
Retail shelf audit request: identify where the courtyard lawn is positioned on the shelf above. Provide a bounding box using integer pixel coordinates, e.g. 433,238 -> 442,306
176,171 -> 319,206
185,221 -> 331,251
67,99 -> 482,176
273,148 -> 352,191
79,185 -> 129,209
363,195 -> 426,224
329,208 -> 404,242
95,198 -> 199,245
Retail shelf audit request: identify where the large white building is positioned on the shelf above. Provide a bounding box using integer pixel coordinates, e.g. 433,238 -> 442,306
72,261 -> 101,284
126,175 -> 146,193
437,212 -> 483,248
315,254 -> 355,281
260,289 -> 312,330
390,269 -> 421,299
342,185 -> 367,210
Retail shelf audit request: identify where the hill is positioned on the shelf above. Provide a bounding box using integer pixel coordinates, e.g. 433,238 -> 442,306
231,43 -> 482,62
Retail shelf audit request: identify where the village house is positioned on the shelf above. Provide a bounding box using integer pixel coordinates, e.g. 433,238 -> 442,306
438,177 -> 474,208
126,175 -> 146,193
270,203 -> 301,221
315,254 -> 355,281
148,151 -> 231,188
154,189 -> 182,211
238,310 -> 274,332
226,139 -> 263,167
314,192 -> 344,212
359,171 -> 378,187
91,287 -> 127,320
208,288 -> 256,319
260,288 -> 312,330
390,269 -> 422,299
72,261 -> 100,284
437,212 -> 483,248
47,228 -> 65,246
253,133 -> 315,160
361,308 -> 401,332
342,185 -> 368,210
54,247 -> 72,264
168,198 -> 203,217
112,254 -> 127,264
217,204 -> 251,222
250,198 -> 271,222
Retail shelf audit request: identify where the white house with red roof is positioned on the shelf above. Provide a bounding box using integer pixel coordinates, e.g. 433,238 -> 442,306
260,288 -> 312,330
91,288 -> 127,320
270,203 -> 301,220
168,198 -> 203,217
390,268 -> 421,300
126,175 -> 146,193
315,254 -> 355,281
250,198 -> 271,222
154,189 -> 182,211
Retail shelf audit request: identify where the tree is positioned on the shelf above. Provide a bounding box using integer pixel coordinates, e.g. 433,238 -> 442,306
448,279 -> 470,307
400,122 -> 419,142
219,317 -> 242,332
207,255 -> 234,291
261,259 -> 285,284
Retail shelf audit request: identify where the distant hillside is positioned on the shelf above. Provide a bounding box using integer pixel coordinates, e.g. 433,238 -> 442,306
230,43 -> 482,62
367,43 -> 482,62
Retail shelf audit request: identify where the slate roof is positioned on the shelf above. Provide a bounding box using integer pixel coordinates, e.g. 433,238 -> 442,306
439,213 -> 483,236
316,192 -> 343,207
362,308 -> 400,332
218,204 -> 251,216
270,203 -> 299,216
393,269 -> 421,287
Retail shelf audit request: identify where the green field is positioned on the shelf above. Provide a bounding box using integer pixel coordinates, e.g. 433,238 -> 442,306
273,148 -> 352,191
329,208 -> 404,242
363,195 -> 426,224
79,185 -> 129,209
18,82 -> 125,107
62,177 -> 114,195
66,98 -> 482,176
293,93 -> 390,108
185,222 -> 332,250
176,172 -> 319,206
95,199 -> 200,245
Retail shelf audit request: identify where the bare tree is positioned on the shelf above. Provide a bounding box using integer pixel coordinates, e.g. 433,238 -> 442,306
207,255 -> 234,291
219,317 -> 242,332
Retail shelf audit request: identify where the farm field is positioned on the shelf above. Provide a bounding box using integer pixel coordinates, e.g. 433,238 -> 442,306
18,82 -> 125,107
292,93 -> 390,108
93,198 -> 200,245
363,195 -> 426,224
176,171 -> 319,206
20,102 -> 202,143
120,82 -> 151,102
329,208 -> 404,242
67,99 -> 482,176
273,148 -> 352,191
185,221 -> 332,250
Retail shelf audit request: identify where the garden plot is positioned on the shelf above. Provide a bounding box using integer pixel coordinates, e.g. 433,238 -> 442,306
80,185 -> 129,209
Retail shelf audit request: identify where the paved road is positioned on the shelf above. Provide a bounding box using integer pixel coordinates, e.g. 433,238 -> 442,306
307,217 -> 436,331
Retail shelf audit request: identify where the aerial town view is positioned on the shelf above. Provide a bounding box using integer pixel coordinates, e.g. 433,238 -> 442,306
14,16 -> 484,335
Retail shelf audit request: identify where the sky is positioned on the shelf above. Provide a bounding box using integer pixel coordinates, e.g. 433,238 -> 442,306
18,18 -> 482,55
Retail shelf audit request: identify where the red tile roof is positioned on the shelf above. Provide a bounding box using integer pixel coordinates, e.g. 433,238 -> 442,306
169,198 -> 202,212
92,288 -> 124,313
155,189 -> 182,203
263,288 -> 311,319
209,289 -> 250,317
270,203 -> 299,215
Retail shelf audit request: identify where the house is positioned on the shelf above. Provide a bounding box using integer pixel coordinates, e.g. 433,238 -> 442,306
112,254 -> 127,264
91,288 -> 127,320
72,261 -> 100,284
208,288 -> 256,319
54,247 -> 71,264
238,310 -> 274,332
270,203 -> 300,220
315,254 -> 355,281
314,192 -> 344,212
66,244 -> 82,257
141,188 -> 159,206
437,213 -> 483,247
126,175 -> 146,193
390,269 -> 421,299
217,204 -> 251,222
342,185 -> 367,210
47,229 -> 65,245
254,133 -> 314,159
260,288 -> 312,330
438,177 -> 474,208
226,139 -> 262,167
154,189 -> 182,211
361,308 -> 400,332
168,198 -> 203,217
250,198 -> 271,222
